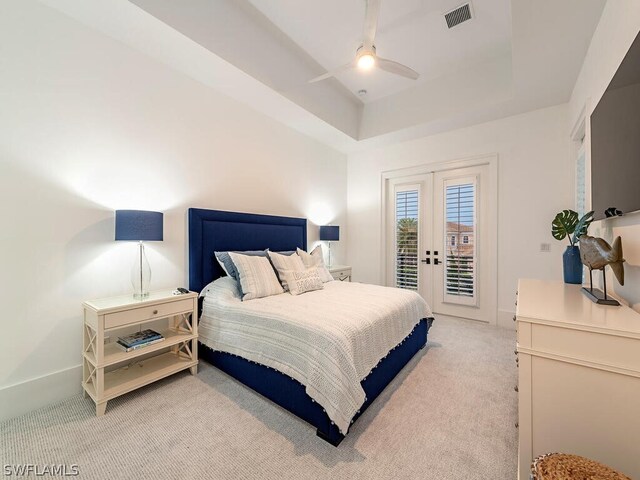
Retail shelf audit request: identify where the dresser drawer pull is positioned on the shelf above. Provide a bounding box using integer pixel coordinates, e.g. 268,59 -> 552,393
153,310 -> 158,315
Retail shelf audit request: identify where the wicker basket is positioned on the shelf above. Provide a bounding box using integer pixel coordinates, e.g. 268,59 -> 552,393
531,453 -> 632,480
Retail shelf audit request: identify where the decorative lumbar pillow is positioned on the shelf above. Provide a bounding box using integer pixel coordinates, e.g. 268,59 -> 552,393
215,250 -> 267,283
267,251 -> 306,291
228,252 -> 284,301
296,246 -> 334,283
281,268 -> 324,296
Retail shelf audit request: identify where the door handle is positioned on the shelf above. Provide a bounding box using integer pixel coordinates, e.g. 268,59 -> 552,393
434,258 -> 440,265
421,258 -> 431,264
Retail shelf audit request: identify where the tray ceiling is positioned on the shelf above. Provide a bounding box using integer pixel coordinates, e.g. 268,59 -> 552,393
248,0 -> 512,103
48,0 -> 607,151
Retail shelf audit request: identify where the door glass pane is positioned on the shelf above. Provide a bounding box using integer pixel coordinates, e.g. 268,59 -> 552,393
445,183 -> 475,299
395,189 -> 419,290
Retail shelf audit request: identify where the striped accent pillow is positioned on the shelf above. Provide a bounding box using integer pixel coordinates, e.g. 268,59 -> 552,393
267,251 -> 306,291
280,267 -> 324,296
214,250 -> 267,282
228,252 -> 284,301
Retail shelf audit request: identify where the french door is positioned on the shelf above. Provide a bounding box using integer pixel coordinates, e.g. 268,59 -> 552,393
386,164 -> 496,323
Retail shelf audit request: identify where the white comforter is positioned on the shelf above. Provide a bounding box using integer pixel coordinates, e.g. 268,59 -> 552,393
200,277 -> 432,434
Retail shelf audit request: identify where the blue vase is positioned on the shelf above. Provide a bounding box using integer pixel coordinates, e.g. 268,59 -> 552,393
563,245 -> 583,284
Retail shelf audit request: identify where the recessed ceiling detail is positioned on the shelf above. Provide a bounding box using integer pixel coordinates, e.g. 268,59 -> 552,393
445,3 -> 473,29
249,0 -> 513,104
117,0 -> 607,150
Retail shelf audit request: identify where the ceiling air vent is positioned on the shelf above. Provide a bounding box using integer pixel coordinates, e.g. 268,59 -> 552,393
444,3 -> 473,29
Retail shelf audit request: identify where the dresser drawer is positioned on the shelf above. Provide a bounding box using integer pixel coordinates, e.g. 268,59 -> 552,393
531,323 -> 640,372
104,298 -> 193,329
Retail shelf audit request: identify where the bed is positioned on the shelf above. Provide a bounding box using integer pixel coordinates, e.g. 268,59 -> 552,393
188,208 -> 434,446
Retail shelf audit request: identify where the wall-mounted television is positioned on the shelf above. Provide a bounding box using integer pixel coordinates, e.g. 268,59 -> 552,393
590,31 -> 640,221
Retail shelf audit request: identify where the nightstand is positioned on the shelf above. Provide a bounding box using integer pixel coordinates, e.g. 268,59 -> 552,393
82,290 -> 198,416
328,265 -> 352,282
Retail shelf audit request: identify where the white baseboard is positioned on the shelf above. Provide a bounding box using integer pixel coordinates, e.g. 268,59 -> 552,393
0,365 -> 82,422
497,309 -> 516,330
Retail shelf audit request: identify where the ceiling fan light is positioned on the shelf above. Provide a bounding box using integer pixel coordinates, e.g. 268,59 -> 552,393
357,53 -> 376,70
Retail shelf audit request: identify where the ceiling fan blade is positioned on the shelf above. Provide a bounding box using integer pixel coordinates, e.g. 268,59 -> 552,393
308,62 -> 354,83
362,0 -> 381,49
377,57 -> 420,80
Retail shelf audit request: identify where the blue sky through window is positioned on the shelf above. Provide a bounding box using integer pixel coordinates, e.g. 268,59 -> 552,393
446,184 -> 474,226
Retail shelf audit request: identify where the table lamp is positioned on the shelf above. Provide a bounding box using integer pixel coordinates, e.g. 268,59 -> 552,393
319,225 -> 340,267
115,210 -> 163,298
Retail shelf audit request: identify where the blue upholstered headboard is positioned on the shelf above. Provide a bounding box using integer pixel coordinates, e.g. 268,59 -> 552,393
188,208 -> 307,293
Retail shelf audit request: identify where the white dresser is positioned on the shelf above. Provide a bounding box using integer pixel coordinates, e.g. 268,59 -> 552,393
516,279 -> 640,480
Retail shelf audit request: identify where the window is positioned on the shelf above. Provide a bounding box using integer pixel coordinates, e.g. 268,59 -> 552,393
445,183 -> 475,298
576,141 -> 586,215
395,189 -> 419,291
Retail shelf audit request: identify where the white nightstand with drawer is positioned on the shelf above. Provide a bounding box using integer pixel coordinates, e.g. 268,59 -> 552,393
328,265 -> 352,282
82,290 -> 198,416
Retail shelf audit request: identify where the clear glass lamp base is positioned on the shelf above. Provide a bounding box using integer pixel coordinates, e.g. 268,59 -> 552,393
131,242 -> 151,299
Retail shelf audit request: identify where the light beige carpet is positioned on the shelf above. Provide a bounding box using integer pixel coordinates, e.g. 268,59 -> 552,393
1,316 -> 518,479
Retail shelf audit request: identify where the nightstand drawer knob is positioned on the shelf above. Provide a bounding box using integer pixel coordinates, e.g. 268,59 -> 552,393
153,309 -> 158,315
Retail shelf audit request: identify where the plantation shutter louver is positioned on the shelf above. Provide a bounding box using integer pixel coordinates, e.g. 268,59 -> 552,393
445,183 -> 476,299
395,190 -> 419,290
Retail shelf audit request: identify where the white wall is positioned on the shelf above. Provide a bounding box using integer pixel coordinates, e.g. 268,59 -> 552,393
347,104 -> 572,327
0,0 -> 347,420
569,0 -> 640,312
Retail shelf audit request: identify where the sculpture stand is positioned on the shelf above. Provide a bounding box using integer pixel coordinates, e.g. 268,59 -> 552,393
582,268 -> 620,306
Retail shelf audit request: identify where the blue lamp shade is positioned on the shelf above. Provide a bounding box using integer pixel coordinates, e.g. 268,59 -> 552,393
319,225 -> 340,241
115,210 -> 163,241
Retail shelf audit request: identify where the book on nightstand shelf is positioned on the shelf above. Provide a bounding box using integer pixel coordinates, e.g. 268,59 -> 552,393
115,337 -> 165,352
116,329 -> 164,351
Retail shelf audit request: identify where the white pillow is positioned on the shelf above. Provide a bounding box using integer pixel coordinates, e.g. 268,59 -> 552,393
280,267 -> 324,296
296,246 -> 334,283
199,277 -> 241,300
228,252 -> 284,301
267,251 -> 306,291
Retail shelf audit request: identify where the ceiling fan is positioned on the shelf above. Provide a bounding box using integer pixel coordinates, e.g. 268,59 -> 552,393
309,0 -> 420,84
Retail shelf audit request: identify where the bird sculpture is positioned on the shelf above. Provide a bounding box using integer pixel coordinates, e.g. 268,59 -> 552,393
579,235 -> 625,285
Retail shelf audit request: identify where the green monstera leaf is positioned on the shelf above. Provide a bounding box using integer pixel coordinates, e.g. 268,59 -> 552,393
551,210 -> 595,246
572,210 -> 594,245
552,210 -> 579,245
